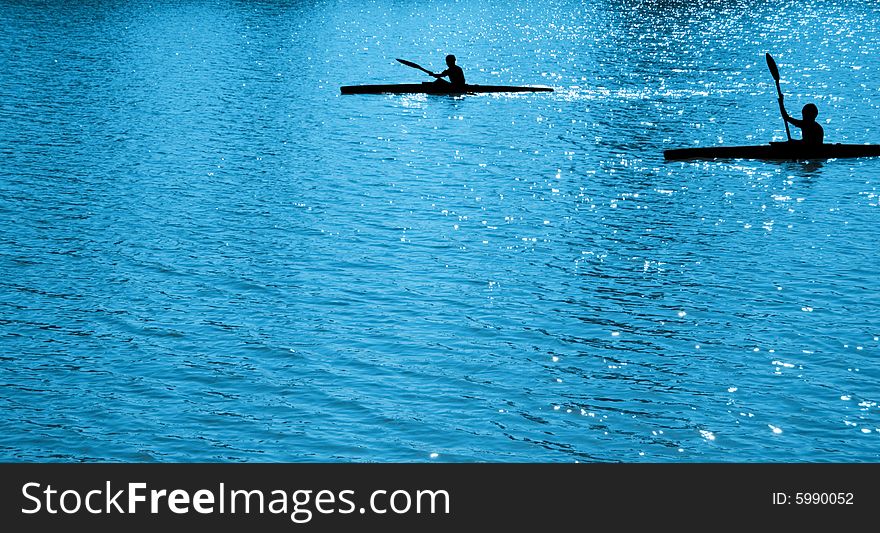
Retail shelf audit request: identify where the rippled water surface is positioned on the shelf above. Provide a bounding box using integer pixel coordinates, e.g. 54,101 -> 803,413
2,0 -> 878,462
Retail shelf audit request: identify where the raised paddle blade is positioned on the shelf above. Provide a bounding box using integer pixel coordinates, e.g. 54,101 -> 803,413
766,53 -> 780,81
396,58 -> 433,76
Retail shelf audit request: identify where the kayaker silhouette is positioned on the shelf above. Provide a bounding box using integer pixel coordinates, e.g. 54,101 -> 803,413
429,55 -> 466,88
665,54 -> 880,161
781,99 -> 824,145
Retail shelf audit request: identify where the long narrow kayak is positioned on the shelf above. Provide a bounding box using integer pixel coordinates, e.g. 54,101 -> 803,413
340,82 -> 554,95
664,142 -> 880,161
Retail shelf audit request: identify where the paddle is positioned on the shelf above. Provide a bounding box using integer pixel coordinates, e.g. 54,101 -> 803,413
396,58 -> 434,77
766,53 -> 792,141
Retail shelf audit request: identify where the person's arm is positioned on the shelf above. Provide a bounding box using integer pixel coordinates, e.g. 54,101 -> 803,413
785,113 -> 804,127
778,95 -> 803,126
431,68 -> 449,79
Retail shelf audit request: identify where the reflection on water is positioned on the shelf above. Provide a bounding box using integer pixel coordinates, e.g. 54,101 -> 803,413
0,0 -> 878,462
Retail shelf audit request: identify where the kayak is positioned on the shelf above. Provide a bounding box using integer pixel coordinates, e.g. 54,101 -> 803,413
664,142 -> 880,161
340,82 -> 554,95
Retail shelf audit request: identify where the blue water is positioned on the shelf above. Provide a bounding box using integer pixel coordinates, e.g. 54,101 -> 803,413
1,0 -> 878,462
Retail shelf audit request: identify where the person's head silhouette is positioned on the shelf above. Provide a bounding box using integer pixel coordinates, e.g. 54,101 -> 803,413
446,54 -> 456,67
802,103 -> 819,121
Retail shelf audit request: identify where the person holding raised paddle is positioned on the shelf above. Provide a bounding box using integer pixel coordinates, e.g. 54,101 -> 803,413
781,100 -> 824,145
766,53 -> 824,145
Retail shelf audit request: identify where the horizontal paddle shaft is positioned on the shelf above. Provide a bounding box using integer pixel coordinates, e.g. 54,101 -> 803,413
396,58 -> 434,76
